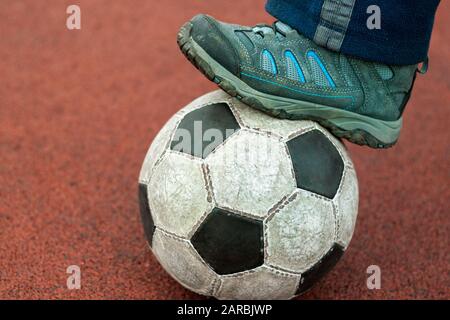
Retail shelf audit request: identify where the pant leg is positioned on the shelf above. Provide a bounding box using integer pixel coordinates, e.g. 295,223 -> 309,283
266,0 -> 440,65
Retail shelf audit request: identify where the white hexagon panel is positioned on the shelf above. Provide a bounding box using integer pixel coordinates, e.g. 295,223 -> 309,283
152,229 -> 217,296
265,189 -> 336,273
147,152 -> 213,238
216,266 -> 300,300
334,166 -> 359,248
230,102 -> 316,140
138,114 -> 181,184
206,130 -> 297,218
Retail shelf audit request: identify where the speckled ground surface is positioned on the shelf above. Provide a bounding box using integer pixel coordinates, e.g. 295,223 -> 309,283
0,0 -> 448,299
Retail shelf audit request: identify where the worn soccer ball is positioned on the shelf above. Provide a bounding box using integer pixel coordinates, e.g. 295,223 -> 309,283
138,90 -> 358,300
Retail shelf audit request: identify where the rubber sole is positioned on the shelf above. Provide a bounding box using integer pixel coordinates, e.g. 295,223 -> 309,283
177,21 -> 401,149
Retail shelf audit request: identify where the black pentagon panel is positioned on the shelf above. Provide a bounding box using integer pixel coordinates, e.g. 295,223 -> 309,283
170,103 -> 240,159
287,130 -> 344,199
296,243 -> 345,295
191,208 -> 264,275
138,183 -> 155,247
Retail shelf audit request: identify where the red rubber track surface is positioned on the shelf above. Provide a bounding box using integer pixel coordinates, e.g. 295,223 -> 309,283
0,0 -> 448,299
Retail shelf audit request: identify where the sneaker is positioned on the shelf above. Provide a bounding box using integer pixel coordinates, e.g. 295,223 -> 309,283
177,14 -> 421,148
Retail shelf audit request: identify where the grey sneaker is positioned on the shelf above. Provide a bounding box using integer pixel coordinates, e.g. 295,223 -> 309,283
177,14 -> 422,148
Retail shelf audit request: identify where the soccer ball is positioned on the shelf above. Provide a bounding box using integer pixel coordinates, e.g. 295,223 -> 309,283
138,90 -> 358,300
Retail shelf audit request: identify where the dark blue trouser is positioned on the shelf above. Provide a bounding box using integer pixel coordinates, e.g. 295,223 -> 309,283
266,0 -> 440,65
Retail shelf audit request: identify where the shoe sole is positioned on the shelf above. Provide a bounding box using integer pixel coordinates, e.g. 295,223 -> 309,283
177,21 -> 401,149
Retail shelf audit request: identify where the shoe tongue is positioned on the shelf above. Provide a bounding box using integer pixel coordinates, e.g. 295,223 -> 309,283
274,21 -> 292,33
252,22 -> 292,36
252,26 -> 274,35
253,21 -> 292,34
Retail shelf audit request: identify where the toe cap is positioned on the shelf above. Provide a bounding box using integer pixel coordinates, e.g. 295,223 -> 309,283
190,14 -> 240,76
